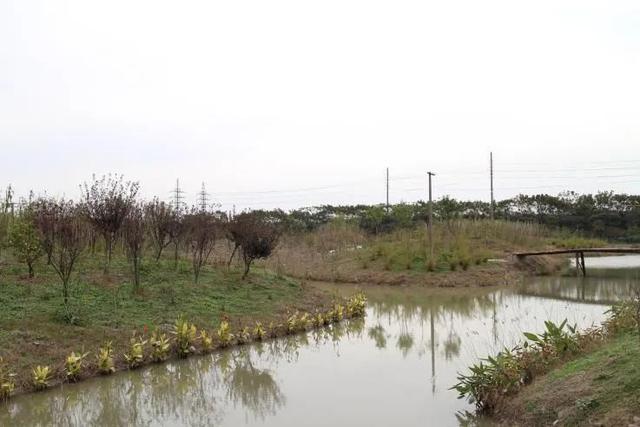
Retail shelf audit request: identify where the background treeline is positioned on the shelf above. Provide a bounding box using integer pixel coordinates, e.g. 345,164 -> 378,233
249,191 -> 640,242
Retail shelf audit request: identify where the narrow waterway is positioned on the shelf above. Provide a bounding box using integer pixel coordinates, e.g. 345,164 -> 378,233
2,256 -> 639,426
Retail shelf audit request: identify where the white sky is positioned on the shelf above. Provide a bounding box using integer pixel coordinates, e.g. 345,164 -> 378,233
2,0 -> 640,211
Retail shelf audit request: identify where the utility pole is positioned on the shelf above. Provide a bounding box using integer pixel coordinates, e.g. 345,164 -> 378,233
490,152 -> 495,220
386,168 -> 390,212
427,171 -> 435,259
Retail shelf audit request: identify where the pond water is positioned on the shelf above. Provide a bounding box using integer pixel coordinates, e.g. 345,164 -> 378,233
2,256 -> 640,426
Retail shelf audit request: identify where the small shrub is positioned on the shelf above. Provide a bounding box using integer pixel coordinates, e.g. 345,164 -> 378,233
173,317 -> 197,357
150,330 -> 171,362
32,365 -> 52,391
331,304 -> 344,322
237,327 -> 251,344
0,357 -> 16,401
314,312 -> 326,327
65,351 -> 89,381
124,337 -> 147,369
199,330 -> 214,351
217,320 -> 234,347
287,312 -> 300,334
299,313 -> 312,330
96,342 -> 115,375
253,322 -> 266,340
346,292 -> 367,317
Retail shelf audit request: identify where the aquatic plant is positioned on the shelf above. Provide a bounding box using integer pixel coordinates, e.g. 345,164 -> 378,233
65,351 -> 89,381
124,337 -> 147,369
331,303 -> 344,322
173,316 -> 198,357
96,342 -> 115,375
0,357 -> 16,401
346,292 -> 367,317
32,365 -> 52,391
150,330 -> 171,362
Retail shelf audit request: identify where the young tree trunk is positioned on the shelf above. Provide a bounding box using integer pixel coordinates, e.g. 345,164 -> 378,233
28,262 -> 34,278
227,244 -> 239,268
155,246 -> 163,262
242,258 -> 252,280
104,234 -> 113,274
174,242 -> 179,270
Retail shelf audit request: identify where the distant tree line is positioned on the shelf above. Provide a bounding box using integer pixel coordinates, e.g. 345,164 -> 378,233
249,191 -> 640,241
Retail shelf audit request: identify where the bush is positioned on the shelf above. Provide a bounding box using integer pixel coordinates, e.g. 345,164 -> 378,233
8,215 -> 42,278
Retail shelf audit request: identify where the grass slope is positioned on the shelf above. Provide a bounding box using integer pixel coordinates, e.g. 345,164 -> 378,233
497,333 -> 640,426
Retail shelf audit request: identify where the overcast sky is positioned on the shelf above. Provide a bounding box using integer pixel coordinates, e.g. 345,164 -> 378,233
2,0 -> 640,211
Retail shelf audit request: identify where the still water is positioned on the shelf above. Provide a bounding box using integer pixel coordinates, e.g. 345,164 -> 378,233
2,256 -> 640,426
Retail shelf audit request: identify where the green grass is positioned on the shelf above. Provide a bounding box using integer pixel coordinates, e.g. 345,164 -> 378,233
512,333 -> 640,426
0,250 -> 330,383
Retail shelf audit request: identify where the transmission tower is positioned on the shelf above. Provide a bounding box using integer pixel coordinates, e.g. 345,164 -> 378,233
198,182 -> 210,212
171,179 -> 186,214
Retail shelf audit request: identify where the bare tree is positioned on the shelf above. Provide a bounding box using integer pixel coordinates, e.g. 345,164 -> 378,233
81,174 -> 139,273
225,213 -> 243,268
33,198 -> 58,265
230,212 -> 281,279
167,212 -> 184,269
183,209 -> 218,284
49,200 -> 86,309
144,198 -> 175,261
123,203 -> 146,291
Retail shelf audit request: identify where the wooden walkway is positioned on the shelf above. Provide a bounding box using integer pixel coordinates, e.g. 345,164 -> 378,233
514,247 -> 640,276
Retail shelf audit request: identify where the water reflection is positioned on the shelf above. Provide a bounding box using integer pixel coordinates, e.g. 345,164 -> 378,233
2,268 -> 640,426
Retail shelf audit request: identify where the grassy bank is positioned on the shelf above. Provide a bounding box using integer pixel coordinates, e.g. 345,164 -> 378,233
453,300 -> 640,426
0,251 -> 364,398
264,219 -> 602,285
496,332 -> 640,426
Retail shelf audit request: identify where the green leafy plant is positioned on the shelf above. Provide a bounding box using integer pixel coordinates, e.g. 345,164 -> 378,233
124,337 -> 147,369
237,326 -> 251,344
173,316 -> 198,357
32,365 -> 52,391
150,330 -> 171,362
331,303 -> 344,322
199,329 -> 214,352
346,292 -> 367,317
287,312 -> 300,334
217,320 -> 234,347
0,357 -> 16,401
523,319 -> 579,355
96,342 -> 115,375
8,215 -> 42,278
299,312 -> 312,330
253,322 -> 266,340
65,351 -> 89,381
